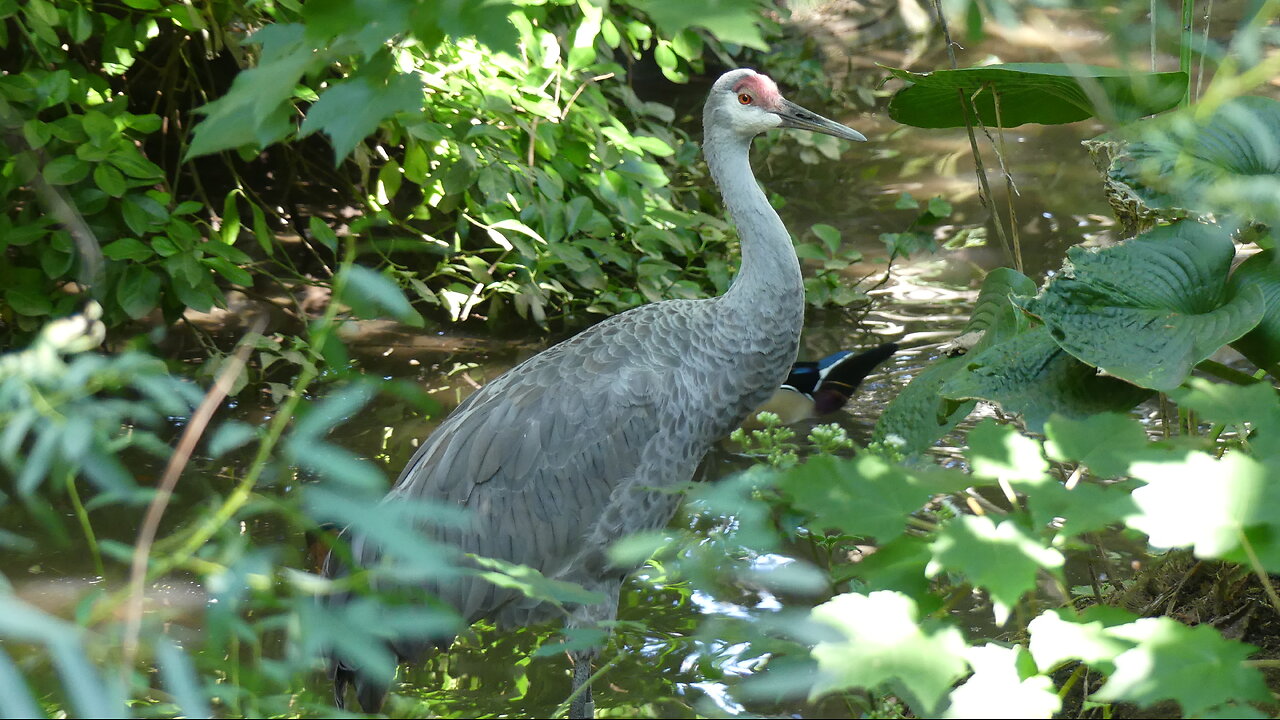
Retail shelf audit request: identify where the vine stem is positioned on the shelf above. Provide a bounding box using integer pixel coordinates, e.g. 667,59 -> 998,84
96,235 -> 354,629
552,652 -> 622,719
1237,529 -> 1280,617
119,314 -> 267,678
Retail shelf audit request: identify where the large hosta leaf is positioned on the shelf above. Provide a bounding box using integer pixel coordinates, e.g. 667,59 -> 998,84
1228,246 -> 1280,367
1089,96 -> 1280,229
873,269 -> 1036,454
887,63 -> 1186,129
1018,222 -> 1265,391
941,326 -> 1152,432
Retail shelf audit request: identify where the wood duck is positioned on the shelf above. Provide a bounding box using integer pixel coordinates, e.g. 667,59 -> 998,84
751,342 -> 899,425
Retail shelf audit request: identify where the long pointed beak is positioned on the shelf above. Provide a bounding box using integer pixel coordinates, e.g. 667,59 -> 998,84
775,98 -> 867,141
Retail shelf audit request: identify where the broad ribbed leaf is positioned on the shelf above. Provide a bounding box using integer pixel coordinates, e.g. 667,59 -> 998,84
872,354 -> 976,455
872,269 -> 1036,453
1228,246 -> 1280,367
1018,222 -> 1265,391
941,326 -> 1153,431
966,267 -> 1037,341
1091,96 -> 1280,228
887,63 -> 1186,129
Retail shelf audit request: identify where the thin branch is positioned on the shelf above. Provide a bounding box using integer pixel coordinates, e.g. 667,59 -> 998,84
119,315 -> 268,676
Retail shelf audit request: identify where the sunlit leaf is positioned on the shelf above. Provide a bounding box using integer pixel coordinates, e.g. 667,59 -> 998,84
810,591 -> 968,715
1094,617 -> 1270,716
927,515 -> 1064,624
945,644 -> 1059,719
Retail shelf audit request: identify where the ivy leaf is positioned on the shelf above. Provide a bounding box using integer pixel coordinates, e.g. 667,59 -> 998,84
1094,617 -> 1270,716
1027,608 -> 1137,675
809,591 -> 969,716
299,72 -> 422,164
1043,412 -> 1152,478
1170,379 -> 1280,459
780,455 -> 968,543
1126,450 -> 1280,570
966,419 -> 1049,484
928,515 -> 1064,624
1014,476 -> 1138,541
945,644 -> 1060,719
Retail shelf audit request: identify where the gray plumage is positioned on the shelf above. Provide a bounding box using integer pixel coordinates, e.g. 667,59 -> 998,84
325,67 -> 866,717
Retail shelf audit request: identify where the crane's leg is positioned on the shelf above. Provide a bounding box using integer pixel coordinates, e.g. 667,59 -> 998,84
568,646 -> 599,719
562,578 -> 624,719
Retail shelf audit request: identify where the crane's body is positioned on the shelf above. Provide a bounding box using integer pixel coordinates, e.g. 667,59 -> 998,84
326,68 -> 866,717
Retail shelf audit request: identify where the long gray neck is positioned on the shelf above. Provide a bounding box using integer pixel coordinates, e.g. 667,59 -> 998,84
703,125 -> 805,324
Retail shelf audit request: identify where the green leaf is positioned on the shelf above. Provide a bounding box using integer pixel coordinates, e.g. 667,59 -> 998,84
308,216 -> 338,252
0,647 -> 41,718
116,266 -> 162,319
810,223 -> 841,253
107,146 -> 164,180
204,256 -> 253,286
1015,475 -> 1139,540
1043,412 -> 1153,478
470,555 -> 606,608
886,63 -> 1186,129
1125,450 -> 1280,570
872,354 -> 976,455
187,24 -> 318,158
156,640 -> 212,719
1091,96 -> 1280,229
1018,222 -> 1265,391
92,164 -> 126,197
1227,245 -> 1280,367
1027,608 -> 1136,675
941,326 -> 1153,432
42,155 -> 89,185
121,194 -> 170,235
1094,617 -> 1270,716
101,237 -> 153,262
809,591 -> 969,715
1168,379 -> 1280,457
965,419 -> 1048,484
628,0 -> 770,50
966,267 -> 1037,345
5,286 -> 52,316
779,455 -> 968,543
927,515 -> 1064,624
835,535 -> 936,609
340,265 -> 423,327
299,72 -> 422,163
945,644 -> 1060,719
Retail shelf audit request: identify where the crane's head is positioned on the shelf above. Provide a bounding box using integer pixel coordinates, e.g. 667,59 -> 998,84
705,68 -> 866,142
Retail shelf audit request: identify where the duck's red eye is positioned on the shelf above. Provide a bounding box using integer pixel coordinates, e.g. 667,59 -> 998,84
737,93 -> 752,105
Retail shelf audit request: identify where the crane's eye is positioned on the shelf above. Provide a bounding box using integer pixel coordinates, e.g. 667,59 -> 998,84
737,93 -> 753,105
